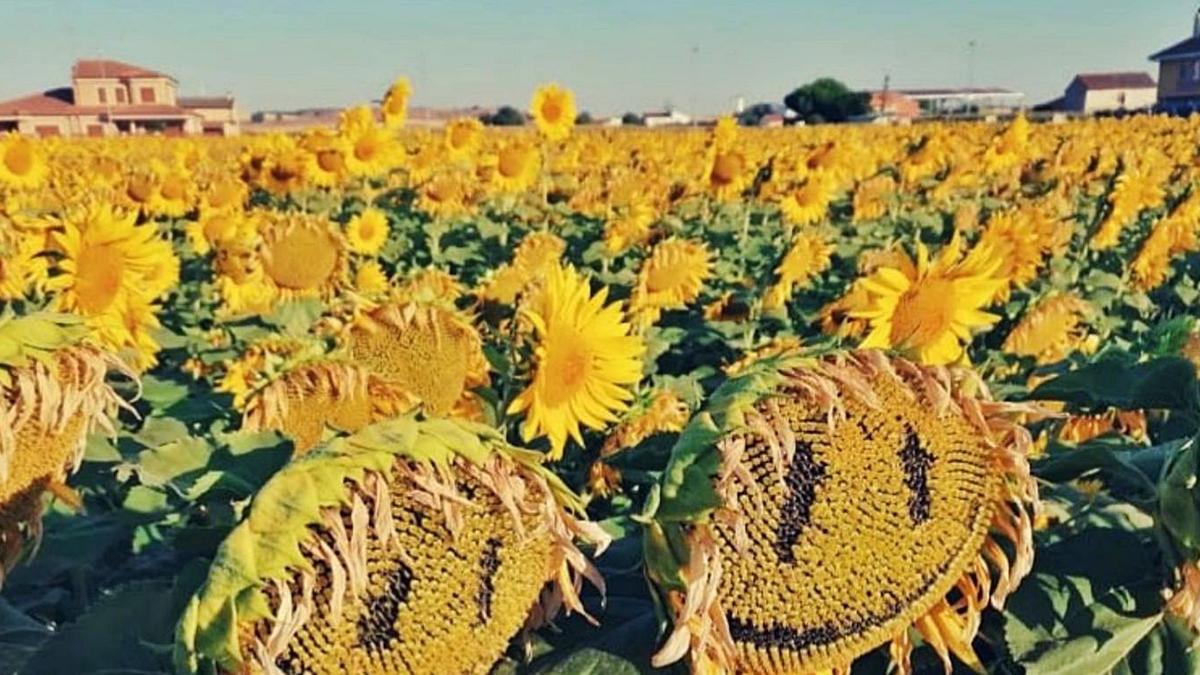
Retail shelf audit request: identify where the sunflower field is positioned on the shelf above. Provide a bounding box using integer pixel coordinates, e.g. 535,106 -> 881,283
2,79 -> 1200,674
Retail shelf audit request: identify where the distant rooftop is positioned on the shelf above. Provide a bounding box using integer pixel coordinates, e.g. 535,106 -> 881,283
1070,72 -> 1156,91
1150,35 -> 1200,62
179,96 -> 236,110
72,58 -> 175,81
897,87 -> 1022,99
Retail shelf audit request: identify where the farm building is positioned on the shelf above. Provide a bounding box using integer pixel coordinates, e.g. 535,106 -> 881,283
1050,72 -> 1157,113
0,59 -> 240,137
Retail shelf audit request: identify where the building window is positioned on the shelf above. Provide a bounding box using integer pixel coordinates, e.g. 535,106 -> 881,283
116,88 -> 126,103
140,87 -> 156,103
98,88 -> 107,104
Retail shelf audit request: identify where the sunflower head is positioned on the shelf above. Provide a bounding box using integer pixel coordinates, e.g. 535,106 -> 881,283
629,237 -> 712,326
242,358 -> 416,454
258,211 -> 349,299
174,416 -> 607,674
649,349 -> 1039,674
0,312 -> 128,583
853,236 -> 1005,365
345,301 -> 489,417
0,133 -> 48,190
530,83 -> 577,141
444,117 -> 484,158
381,76 -> 412,129
507,264 -> 645,459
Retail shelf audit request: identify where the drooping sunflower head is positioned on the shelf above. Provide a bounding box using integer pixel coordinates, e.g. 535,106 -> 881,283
650,349 -> 1039,674
706,147 -> 752,200
242,358 -> 416,455
174,417 -> 608,675
530,83 -> 577,141
344,301 -> 489,418
257,211 -> 349,299
0,312 -> 128,583
380,76 -> 412,129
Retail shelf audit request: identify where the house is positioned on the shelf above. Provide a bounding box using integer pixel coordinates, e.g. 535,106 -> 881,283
1058,72 -> 1156,113
0,59 -> 239,137
1149,9 -> 1200,113
868,90 -> 920,120
642,109 -> 691,127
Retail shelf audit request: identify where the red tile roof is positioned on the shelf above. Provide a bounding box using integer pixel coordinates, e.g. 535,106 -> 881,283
0,88 -> 76,116
72,59 -> 174,81
0,88 -> 197,119
1071,72 -> 1156,91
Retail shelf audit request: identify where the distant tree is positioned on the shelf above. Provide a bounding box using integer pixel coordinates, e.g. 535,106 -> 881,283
621,112 -> 644,126
481,105 -> 526,126
737,102 -> 777,126
783,78 -> 870,124
575,111 -> 594,125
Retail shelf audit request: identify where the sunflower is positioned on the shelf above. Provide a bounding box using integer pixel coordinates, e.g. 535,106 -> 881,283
490,140 -> 541,193
1002,294 -> 1094,364
629,238 -> 712,326
354,260 -> 390,297
258,135 -> 310,196
649,350 -> 1038,674
198,175 -> 248,212
416,171 -> 471,218
0,229 -> 46,301
47,204 -> 177,357
174,417 -> 608,674
530,83 -> 577,141
344,207 -> 390,255
345,301 -> 489,417
444,117 -> 483,159
0,313 -> 128,584
853,174 -> 896,222
762,231 -> 834,310
778,173 -> 835,225
380,76 -> 412,129
242,359 -> 415,454
145,160 -> 195,218
853,236 -> 1005,365
0,134 -> 48,190
706,147 -> 751,200
258,212 -> 349,299
299,128 -> 350,188
183,208 -> 242,256
508,264 -> 645,458
340,106 -> 402,178
603,201 -> 657,255
477,231 -> 566,304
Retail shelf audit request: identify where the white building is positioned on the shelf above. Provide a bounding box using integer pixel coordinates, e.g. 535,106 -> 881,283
642,109 -> 691,127
1061,72 -> 1157,113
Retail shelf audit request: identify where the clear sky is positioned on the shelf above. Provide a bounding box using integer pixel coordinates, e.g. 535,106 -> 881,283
0,0 -> 1195,116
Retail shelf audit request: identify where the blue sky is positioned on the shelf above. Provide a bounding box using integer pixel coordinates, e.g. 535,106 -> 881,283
0,0 -> 1194,115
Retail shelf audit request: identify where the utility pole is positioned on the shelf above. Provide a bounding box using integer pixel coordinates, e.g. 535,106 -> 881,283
967,40 -> 977,90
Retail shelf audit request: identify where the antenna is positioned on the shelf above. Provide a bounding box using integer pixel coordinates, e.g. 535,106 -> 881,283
967,40 -> 977,90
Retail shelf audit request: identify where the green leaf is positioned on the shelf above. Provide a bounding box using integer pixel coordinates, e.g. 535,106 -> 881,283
0,597 -> 50,674
20,581 -> 175,675
529,647 -> 645,675
1111,616 -> 1200,675
1029,356 -> 1199,416
133,437 -> 214,489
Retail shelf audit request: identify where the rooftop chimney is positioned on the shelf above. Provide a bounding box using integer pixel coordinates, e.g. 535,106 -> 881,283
1194,7 -> 1200,36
